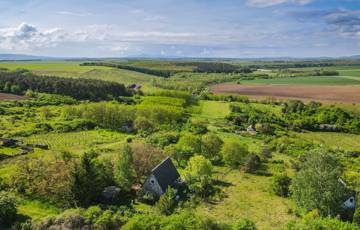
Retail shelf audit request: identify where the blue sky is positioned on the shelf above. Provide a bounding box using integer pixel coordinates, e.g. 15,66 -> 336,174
0,0 -> 359,58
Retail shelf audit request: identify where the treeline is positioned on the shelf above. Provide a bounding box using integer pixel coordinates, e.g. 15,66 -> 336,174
0,71 -> 131,100
277,69 -> 339,76
193,62 -> 253,73
227,100 -> 360,135
81,62 -> 173,77
247,62 -> 336,69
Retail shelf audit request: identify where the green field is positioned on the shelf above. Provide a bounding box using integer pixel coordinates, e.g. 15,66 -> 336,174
0,61 -> 157,87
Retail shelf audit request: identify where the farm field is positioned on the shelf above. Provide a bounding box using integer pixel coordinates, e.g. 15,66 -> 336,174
211,84 -> 360,103
0,92 -> 29,101
240,75 -> 360,85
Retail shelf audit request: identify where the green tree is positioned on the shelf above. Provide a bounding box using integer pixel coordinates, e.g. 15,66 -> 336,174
183,155 -> 213,197
114,145 -> 135,190
291,151 -> 347,216
201,133 -> 223,162
177,132 -> 202,154
0,192 -> 17,228
221,141 -> 249,168
72,151 -> 105,206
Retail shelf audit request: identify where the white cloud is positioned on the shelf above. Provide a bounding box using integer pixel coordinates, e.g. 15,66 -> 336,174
56,11 -> 92,17
0,23 -> 65,51
246,0 -> 313,7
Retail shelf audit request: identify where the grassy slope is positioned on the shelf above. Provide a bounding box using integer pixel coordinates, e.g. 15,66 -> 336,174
193,100 -> 297,229
197,168 -> 297,229
297,132 -> 360,151
0,61 -> 158,87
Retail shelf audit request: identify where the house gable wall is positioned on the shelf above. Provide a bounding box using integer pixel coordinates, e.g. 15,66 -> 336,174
142,174 -> 164,199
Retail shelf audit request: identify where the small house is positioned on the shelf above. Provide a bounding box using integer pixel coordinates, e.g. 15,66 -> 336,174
339,179 -> 357,210
247,125 -> 257,135
142,157 -> 183,200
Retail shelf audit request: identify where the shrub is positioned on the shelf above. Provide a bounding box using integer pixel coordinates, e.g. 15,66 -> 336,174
177,132 -> 202,154
0,192 -> 17,228
272,175 -> 291,197
353,207 -> 360,225
243,154 -> 261,173
232,218 -> 257,230
201,133 -> 224,162
147,131 -> 179,148
221,141 -> 249,168
286,217 -> 359,230
156,187 -> 177,215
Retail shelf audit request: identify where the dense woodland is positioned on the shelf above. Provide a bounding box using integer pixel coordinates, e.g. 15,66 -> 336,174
0,70 -> 131,100
0,61 -> 360,229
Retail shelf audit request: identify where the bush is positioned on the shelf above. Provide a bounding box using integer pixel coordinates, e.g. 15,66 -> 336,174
272,175 -> 291,197
221,141 -> 249,168
286,217 -> 359,230
232,218 -> 257,230
243,154 -> 261,173
353,207 -> 360,225
177,132 -> 202,154
147,131 -> 179,148
122,211 -> 222,230
0,192 -> 17,228
156,187 -> 176,215
201,133 -> 224,162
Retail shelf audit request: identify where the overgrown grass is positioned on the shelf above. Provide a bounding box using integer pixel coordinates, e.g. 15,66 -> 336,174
296,132 -> 360,151
197,166 -> 298,229
17,198 -> 60,220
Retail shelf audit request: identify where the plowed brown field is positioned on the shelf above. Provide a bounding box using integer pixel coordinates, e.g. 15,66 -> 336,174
0,93 -> 28,101
211,84 -> 360,103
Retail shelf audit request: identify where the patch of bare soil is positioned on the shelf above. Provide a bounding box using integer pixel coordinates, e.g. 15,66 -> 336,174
211,84 -> 360,104
0,93 -> 28,101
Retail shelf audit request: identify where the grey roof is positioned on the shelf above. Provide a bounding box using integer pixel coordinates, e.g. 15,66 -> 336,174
151,157 -> 180,191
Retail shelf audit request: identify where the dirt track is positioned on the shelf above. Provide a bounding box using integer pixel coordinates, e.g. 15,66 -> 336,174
211,84 -> 360,104
0,93 -> 28,101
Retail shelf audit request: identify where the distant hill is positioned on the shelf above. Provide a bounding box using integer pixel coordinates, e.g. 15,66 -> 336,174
0,54 -> 53,61
1,53 -> 360,62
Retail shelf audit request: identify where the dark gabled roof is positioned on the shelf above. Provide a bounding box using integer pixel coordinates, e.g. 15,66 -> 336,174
151,157 -> 180,191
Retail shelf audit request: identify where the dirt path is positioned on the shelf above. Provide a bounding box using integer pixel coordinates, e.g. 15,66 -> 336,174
211,84 -> 360,104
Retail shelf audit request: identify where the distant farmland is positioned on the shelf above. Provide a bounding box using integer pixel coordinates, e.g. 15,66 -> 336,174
211,84 -> 360,104
0,93 -> 28,101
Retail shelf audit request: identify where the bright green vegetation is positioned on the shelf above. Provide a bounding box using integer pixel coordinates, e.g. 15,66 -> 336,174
297,132 -> 360,151
21,130 -> 129,154
0,61 -> 109,73
240,75 -> 360,85
1,60 -> 360,229
197,168 -> 297,229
